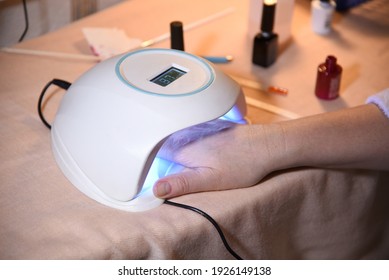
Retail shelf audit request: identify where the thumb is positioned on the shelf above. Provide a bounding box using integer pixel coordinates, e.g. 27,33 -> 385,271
153,168 -> 218,198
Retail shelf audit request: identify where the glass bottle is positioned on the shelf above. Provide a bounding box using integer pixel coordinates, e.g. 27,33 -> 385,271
315,55 -> 342,100
311,0 -> 336,35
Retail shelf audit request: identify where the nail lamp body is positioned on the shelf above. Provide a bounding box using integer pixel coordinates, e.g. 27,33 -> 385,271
51,48 -> 246,212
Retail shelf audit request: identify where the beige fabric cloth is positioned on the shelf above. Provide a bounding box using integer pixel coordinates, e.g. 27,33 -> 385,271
1,0 -> 389,260
1,118 -> 389,259
0,87 -> 388,258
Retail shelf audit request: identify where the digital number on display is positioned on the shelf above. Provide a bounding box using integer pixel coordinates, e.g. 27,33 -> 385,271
150,66 -> 187,87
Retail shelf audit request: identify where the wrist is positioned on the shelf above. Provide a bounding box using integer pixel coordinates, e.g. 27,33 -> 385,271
247,123 -> 289,175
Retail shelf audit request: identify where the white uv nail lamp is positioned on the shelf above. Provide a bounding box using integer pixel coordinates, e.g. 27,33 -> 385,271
51,48 -> 246,212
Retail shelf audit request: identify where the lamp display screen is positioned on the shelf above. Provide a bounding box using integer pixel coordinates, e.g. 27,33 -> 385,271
150,66 -> 187,87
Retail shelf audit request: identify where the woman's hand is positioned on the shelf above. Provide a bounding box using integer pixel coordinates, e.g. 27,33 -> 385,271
153,120 -> 285,198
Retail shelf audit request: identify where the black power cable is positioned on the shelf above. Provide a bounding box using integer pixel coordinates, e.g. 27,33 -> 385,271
38,79 -> 71,129
18,0 -> 29,42
164,200 -> 243,260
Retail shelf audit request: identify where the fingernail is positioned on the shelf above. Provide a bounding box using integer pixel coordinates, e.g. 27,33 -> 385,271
155,181 -> 171,198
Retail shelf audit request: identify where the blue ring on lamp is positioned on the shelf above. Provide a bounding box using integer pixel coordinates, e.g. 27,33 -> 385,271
115,48 -> 215,97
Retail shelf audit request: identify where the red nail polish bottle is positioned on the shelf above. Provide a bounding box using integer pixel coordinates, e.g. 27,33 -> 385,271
315,55 -> 342,100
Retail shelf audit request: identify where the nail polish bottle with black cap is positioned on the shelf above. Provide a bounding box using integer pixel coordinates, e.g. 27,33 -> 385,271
252,0 -> 278,67
170,21 -> 185,51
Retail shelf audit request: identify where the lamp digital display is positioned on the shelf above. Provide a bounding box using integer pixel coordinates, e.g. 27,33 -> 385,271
150,66 -> 187,87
